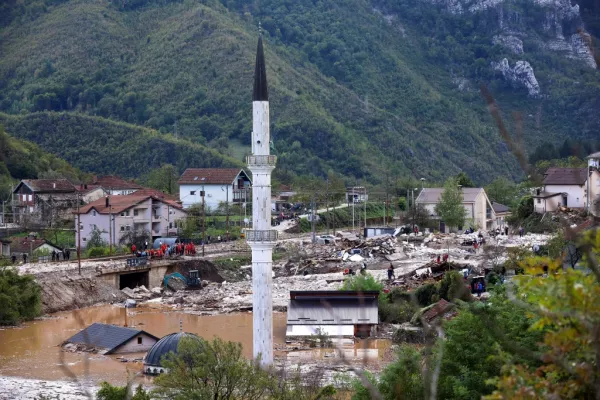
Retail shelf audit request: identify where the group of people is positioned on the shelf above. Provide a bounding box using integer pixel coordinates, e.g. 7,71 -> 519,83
51,249 -> 71,262
436,253 -> 450,264
131,242 -> 197,258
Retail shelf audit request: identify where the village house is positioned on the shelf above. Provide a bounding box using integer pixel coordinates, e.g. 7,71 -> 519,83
346,187 -> 368,204
492,202 -> 511,229
0,238 -> 10,258
532,166 -> 600,213
74,184 -> 107,204
64,323 -> 159,354
75,195 -> 187,248
271,184 -> 297,212
286,290 -> 380,338
9,236 -> 62,258
11,179 -> 78,226
91,175 -> 143,195
177,168 -> 252,210
416,187 -> 496,232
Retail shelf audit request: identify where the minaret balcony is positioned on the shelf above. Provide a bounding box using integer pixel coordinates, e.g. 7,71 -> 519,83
246,229 -> 278,242
246,155 -> 277,167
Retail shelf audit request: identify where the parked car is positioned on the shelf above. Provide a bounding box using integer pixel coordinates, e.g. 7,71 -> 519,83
316,235 -> 337,244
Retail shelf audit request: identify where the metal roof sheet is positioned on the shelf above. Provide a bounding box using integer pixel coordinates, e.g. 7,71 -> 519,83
543,168 -> 588,185
178,168 -> 248,185
66,323 -> 157,353
287,298 -> 378,325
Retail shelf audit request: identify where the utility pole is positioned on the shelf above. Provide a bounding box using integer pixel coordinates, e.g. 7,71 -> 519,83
325,179 -> 330,235
77,194 -> 81,275
225,184 -> 230,241
311,195 -> 316,243
109,204 -> 112,256
201,186 -> 205,257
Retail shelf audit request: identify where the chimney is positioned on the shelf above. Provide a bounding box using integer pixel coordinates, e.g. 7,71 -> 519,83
84,184 -> 88,190
105,197 -> 110,208
536,189 -> 541,195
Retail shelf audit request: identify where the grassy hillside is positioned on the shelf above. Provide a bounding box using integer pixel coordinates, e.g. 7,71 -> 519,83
0,0 -> 598,185
0,112 -> 242,178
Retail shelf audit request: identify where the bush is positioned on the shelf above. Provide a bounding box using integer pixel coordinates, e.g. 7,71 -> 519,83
97,382 -> 150,400
0,268 -> 41,325
340,273 -> 383,291
414,283 -> 438,306
438,271 -> 471,302
86,247 -> 109,258
379,300 -> 417,324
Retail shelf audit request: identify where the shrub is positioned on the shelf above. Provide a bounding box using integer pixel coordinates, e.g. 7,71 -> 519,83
438,271 -> 471,302
414,283 -> 438,306
340,273 -> 383,291
97,382 -> 150,400
87,247 -> 109,258
379,300 -> 417,324
0,268 -> 41,325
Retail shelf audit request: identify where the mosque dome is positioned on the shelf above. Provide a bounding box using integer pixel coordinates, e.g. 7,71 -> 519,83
143,332 -> 201,375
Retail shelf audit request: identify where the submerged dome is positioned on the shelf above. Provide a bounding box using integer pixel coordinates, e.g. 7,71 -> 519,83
144,332 -> 200,374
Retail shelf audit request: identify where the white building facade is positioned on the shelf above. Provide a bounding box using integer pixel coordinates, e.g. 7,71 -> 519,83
177,169 -> 251,210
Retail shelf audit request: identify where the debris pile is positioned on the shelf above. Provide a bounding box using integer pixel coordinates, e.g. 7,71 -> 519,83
121,285 -> 162,300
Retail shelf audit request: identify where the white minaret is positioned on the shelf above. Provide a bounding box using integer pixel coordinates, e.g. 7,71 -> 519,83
247,33 -> 277,366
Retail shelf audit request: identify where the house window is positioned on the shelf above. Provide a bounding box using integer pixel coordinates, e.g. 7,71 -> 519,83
169,222 -> 173,229
190,190 -> 196,195
126,225 -> 131,231
137,337 -> 143,345
93,211 -> 96,217
134,209 -> 139,216
28,194 -> 32,201
537,198 -> 541,204
120,226 -> 125,232
83,238 -> 87,242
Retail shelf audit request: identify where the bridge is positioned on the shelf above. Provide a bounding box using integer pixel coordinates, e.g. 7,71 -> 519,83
95,257 -> 176,290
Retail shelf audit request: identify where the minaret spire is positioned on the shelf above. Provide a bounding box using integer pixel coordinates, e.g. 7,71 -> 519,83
253,31 -> 268,101
247,33 -> 277,367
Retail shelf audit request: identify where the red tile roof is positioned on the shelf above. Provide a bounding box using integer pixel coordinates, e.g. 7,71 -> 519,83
92,176 -> 143,190
19,179 -> 76,193
543,168 -> 588,186
131,188 -> 178,202
178,168 -> 244,185
76,195 -> 184,215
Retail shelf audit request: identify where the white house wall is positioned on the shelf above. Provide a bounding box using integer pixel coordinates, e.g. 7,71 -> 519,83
179,184 -> 234,210
544,184 -> 586,208
286,324 -> 355,337
111,333 -> 157,354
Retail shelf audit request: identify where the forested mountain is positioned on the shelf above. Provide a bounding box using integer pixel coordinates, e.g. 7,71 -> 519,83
0,0 -> 598,185
0,124 -> 86,200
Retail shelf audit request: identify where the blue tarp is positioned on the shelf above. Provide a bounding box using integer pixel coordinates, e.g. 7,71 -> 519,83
152,237 -> 180,249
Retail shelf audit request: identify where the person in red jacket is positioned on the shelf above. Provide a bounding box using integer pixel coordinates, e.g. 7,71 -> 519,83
131,244 -> 137,254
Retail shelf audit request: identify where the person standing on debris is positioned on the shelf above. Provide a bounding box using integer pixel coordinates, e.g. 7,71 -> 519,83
360,262 -> 367,275
51,251 -> 56,262
443,253 -> 449,263
519,226 -> 524,237
387,263 -> 395,281
131,243 -> 137,254
22,253 -> 27,264
145,240 -> 149,250
437,255 -> 441,264
504,226 -> 509,236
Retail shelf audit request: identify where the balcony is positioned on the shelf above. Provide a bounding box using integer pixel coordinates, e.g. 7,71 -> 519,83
245,229 -> 278,242
246,155 -> 277,167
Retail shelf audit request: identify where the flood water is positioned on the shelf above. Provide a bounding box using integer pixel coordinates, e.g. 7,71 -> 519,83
0,305 -> 390,385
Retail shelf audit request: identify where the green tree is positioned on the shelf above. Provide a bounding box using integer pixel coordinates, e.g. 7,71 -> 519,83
0,268 -> 41,325
485,177 -> 517,207
141,163 -> 179,195
455,172 -> 475,188
486,229 -> 600,399
97,382 -> 150,400
435,178 -> 466,230
154,337 -> 274,400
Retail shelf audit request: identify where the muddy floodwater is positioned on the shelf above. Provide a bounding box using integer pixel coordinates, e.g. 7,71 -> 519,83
0,305 -> 391,385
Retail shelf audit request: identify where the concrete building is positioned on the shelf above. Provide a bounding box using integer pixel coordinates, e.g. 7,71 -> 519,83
416,187 -> 496,232
533,168 -> 588,213
75,195 -> 186,248
65,323 -> 158,354
74,184 -> 107,204
491,202 -> 511,229
247,34 -> 278,366
12,179 -> 78,225
0,238 -> 10,258
286,291 -> 380,338
587,152 -> 600,216
91,175 -> 143,195
177,168 -> 252,210
10,237 -> 63,258
346,187 -> 368,203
